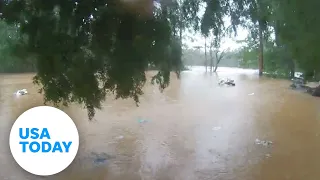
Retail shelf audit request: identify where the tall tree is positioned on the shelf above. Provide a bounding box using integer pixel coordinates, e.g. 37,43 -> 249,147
207,25 -> 230,72
243,0 -> 271,76
275,0 -> 320,79
204,36 -> 208,72
1,0 -> 185,119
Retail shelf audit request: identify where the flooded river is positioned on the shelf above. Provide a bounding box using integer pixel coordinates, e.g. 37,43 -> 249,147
0,67 -> 320,180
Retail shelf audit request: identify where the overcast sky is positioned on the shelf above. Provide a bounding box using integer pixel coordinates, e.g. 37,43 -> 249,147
183,24 -> 248,51
153,1 -> 249,51
181,3 -> 248,51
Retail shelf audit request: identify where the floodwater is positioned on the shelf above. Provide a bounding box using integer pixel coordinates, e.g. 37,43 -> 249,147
0,67 -> 320,180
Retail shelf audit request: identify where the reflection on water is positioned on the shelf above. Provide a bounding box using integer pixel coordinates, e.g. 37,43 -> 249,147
1,67 -> 320,180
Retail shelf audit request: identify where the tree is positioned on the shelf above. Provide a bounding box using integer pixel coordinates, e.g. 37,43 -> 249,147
238,32 -> 296,78
240,0 -> 272,76
1,0 -> 185,119
213,49 -> 227,72
207,26 -> 230,72
204,36 -> 207,72
0,20 -> 35,72
274,0 -> 320,79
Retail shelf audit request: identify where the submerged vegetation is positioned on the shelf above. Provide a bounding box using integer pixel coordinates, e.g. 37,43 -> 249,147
0,0 -> 319,118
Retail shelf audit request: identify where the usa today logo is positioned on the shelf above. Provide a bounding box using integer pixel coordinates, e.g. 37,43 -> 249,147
9,106 -> 79,176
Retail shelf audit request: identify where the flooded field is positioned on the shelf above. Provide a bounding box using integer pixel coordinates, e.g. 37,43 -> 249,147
1,67 -> 320,180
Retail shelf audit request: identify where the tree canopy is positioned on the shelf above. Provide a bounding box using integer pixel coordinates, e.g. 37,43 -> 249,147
1,0 -> 185,119
0,19 -> 36,72
1,0 -> 320,119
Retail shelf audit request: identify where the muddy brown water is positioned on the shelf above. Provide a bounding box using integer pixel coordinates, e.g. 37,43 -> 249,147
0,67 -> 320,180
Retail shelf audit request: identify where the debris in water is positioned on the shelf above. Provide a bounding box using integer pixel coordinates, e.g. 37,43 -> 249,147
265,154 -> 271,158
212,126 -> 221,131
14,89 -> 28,96
138,119 -> 148,123
161,141 -> 168,146
115,135 -> 124,140
94,157 -> 107,164
248,93 -> 254,95
255,138 -> 273,147
91,152 -> 113,165
218,78 -> 235,86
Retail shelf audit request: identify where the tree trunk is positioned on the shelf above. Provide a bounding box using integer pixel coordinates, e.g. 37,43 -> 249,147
210,49 -> 213,72
205,38 -> 207,72
258,21 -> 264,76
179,24 -> 182,42
274,20 -> 281,47
214,64 -> 218,72
289,59 -> 295,78
213,52 -> 220,72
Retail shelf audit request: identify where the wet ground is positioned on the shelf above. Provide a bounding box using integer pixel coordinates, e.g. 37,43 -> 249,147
1,67 -> 320,180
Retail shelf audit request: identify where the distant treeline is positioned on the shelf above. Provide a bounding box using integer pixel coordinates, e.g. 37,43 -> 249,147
0,19 -> 307,79
182,48 -> 240,67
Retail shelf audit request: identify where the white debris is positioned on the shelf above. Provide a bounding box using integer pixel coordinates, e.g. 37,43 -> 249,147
115,135 -> 124,140
248,93 -> 254,95
265,154 -> 271,158
15,89 -> 28,96
255,138 -> 273,147
212,126 -> 222,131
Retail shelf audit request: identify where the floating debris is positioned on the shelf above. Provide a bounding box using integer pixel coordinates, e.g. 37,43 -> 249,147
94,157 -> 107,164
255,139 -> 273,147
14,89 -> 28,96
115,135 -> 124,140
138,119 -> 149,123
218,78 -> 235,86
265,154 -> 272,158
290,75 -> 306,89
212,126 -> 221,131
248,93 -> 254,96
161,141 -> 168,146
91,152 -> 113,165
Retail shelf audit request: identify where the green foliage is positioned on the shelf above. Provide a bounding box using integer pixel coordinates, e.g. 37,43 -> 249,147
238,34 -> 294,77
199,0 -> 320,79
0,20 -> 35,72
276,0 -> 320,73
239,50 -> 258,69
247,0 -> 320,76
1,0 -> 184,119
